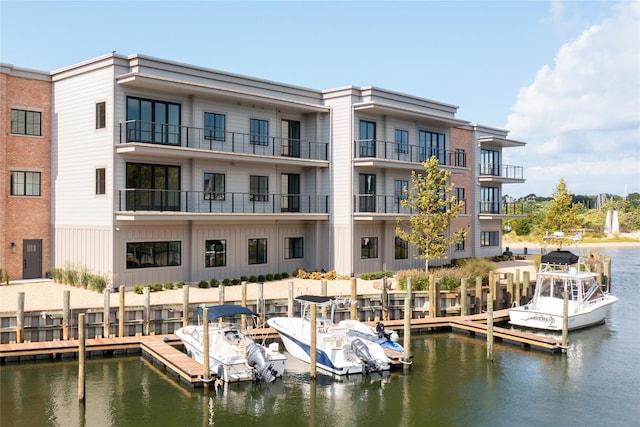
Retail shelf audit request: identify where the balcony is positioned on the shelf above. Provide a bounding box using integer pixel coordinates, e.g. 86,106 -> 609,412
117,189 -> 329,220
353,195 -> 467,217
478,163 -> 525,183
478,201 -> 524,219
353,139 -> 466,169
118,120 -> 328,161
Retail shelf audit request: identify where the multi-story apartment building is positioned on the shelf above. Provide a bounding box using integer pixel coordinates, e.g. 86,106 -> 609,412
2,53 -> 525,284
1,64 -> 52,281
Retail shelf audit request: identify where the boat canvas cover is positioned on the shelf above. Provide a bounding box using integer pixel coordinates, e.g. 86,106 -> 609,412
295,295 -> 343,305
541,250 -> 579,265
196,304 -> 258,321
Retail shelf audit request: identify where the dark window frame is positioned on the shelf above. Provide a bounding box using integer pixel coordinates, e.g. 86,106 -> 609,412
250,118 -> 269,146
361,237 -> 378,259
248,238 -> 267,265
395,237 -> 408,260
96,168 -> 106,195
126,241 -> 181,269
419,130 -> 446,163
205,239 -> 227,268
204,172 -> 225,200
204,112 -> 226,141
10,171 -> 41,196
285,237 -> 303,259
11,109 -> 41,136
250,175 -> 269,202
395,129 -> 408,153
96,102 -> 106,129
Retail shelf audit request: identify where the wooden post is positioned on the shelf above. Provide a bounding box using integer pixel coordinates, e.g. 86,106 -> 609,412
118,285 -> 125,338
403,277 -> 412,368
382,277 -> 389,321
604,257 -> 611,292
475,276 -> 483,314
16,292 -> 24,343
78,313 -> 86,402
514,270 -> 522,307
506,273 -> 514,308
487,293 -> 493,362
257,282 -> 264,327
460,278 -> 468,316
562,289 -> 569,351
203,307 -> 210,382
288,281 -> 294,318
241,281 -> 247,329
595,262 -> 603,286
103,288 -> 110,338
182,285 -> 190,327
310,303 -> 317,379
523,271 -> 531,302
143,287 -> 150,336
350,277 -> 357,320
489,271 -> 496,310
428,275 -> 435,318
219,283 -> 225,304
63,290 -> 70,340
433,277 -> 440,318
321,279 -> 327,317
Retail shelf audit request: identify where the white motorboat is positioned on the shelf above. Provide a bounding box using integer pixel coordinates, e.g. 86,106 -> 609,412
175,305 -> 286,383
267,295 -> 391,375
509,234 -> 618,331
337,319 -> 411,367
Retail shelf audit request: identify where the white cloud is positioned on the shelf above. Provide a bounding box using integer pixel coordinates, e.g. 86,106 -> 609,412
505,1 -> 640,197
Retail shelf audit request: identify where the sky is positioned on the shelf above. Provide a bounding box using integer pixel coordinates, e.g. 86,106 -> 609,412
1,0 -> 638,198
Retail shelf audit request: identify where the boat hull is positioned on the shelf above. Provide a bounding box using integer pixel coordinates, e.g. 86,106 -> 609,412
509,295 -> 618,331
267,317 -> 390,375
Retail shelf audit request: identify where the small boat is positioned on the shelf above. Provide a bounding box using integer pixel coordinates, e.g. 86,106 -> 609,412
337,319 -> 411,367
509,233 -> 618,331
267,295 -> 391,375
175,304 -> 286,383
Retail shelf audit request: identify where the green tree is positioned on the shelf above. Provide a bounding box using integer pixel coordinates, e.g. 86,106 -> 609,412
395,157 -> 466,273
542,178 -> 580,233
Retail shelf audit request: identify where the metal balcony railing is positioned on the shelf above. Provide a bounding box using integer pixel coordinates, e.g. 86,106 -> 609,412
353,195 -> 467,215
479,201 -> 524,215
353,139 -> 466,167
119,120 -> 328,161
118,189 -> 329,214
479,163 -> 524,180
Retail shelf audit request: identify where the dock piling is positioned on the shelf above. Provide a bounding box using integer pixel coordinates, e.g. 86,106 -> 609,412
16,292 -> 24,343
63,290 -> 70,340
143,287 -> 150,336
182,285 -> 189,327
310,303 -> 317,378
203,307 -> 210,382
78,313 -> 86,402
562,290 -> 569,351
460,278 -> 468,316
118,286 -> 125,338
475,276 -> 483,314
103,289 -> 110,338
487,293 -> 494,362
403,278 -> 412,368
350,278 -> 357,320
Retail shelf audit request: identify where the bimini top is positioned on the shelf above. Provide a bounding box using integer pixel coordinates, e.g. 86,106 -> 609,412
197,304 -> 259,321
541,250 -> 580,265
295,295 -> 349,305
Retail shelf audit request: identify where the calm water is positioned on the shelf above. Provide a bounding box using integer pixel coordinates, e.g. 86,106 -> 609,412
1,248 -> 638,427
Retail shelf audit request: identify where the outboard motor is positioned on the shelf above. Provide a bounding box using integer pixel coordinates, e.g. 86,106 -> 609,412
374,322 -> 391,340
245,342 -> 277,383
350,338 -> 380,374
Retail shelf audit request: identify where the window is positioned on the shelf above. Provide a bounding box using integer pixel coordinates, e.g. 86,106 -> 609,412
205,239 -> 226,267
480,231 -> 500,247
455,238 -> 465,251
126,97 -> 181,145
96,168 -> 106,195
481,186 -> 500,213
96,102 -> 106,129
395,180 -> 408,201
126,163 -> 181,211
204,172 -> 225,200
281,173 -> 300,212
358,174 -> 376,212
285,237 -> 303,259
481,149 -> 500,175
281,119 -> 301,157
419,130 -> 446,163
395,237 -> 408,260
455,148 -> 466,167
359,120 -> 376,157
361,237 -> 378,259
10,171 -> 41,196
250,175 -> 269,202
250,118 -> 269,145
395,129 -> 408,153
204,112 -> 225,141
248,238 -> 267,265
11,109 -> 41,136
126,241 -> 181,268
455,187 -> 465,213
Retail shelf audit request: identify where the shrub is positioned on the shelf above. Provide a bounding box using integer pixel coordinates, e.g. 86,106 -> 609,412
151,283 -> 163,292
210,278 -> 219,287
222,278 -> 231,285
80,270 -> 91,288
396,269 -> 430,291
164,281 -> 174,290
176,280 -> 185,288
198,280 -> 209,288
274,273 -> 282,280
90,274 -> 108,293
231,278 -> 241,285
240,276 -> 249,282
133,286 -> 144,294
360,271 -> 393,280
257,274 -> 266,282
281,272 -> 289,279
248,275 -> 258,283
456,258 -> 497,285
265,273 -> 274,281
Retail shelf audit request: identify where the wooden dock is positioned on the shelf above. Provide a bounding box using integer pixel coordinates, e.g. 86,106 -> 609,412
1,309 -> 563,385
